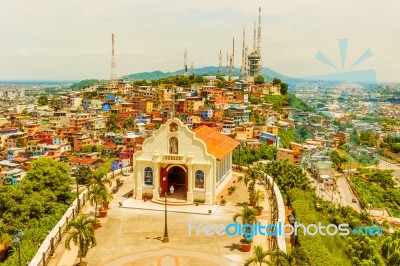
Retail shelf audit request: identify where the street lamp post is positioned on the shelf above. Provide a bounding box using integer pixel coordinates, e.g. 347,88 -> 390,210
158,185 -> 174,243
12,230 -> 24,266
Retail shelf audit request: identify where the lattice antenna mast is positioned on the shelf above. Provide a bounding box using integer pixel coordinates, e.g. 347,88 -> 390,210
110,33 -> 117,81
241,26 -> 246,77
226,51 -> 229,76
218,50 -> 222,76
184,48 -> 188,77
232,38 -> 235,76
253,22 -> 256,52
257,7 -> 262,75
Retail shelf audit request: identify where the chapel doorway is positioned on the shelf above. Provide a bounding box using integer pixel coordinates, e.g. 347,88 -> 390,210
167,166 -> 187,200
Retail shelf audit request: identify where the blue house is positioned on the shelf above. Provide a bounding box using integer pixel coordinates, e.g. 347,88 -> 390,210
112,160 -> 123,171
105,93 -> 115,101
260,132 -> 280,148
3,169 -> 26,186
199,108 -> 214,120
102,102 -> 111,111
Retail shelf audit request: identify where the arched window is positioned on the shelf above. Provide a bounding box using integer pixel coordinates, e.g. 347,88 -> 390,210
144,167 -> 153,186
169,137 -> 178,154
195,170 -> 205,189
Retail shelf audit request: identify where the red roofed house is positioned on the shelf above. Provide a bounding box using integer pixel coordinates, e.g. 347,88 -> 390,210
133,118 -> 239,205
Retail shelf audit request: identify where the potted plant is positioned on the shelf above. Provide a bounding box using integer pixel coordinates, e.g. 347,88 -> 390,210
193,199 -> 205,206
142,193 -> 152,202
233,205 -> 257,252
220,198 -> 227,206
240,238 -> 253,252
254,205 -> 264,216
91,220 -> 101,230
249,190 -> 257,206
99,206 -> 107,218
102,191 -> 113,210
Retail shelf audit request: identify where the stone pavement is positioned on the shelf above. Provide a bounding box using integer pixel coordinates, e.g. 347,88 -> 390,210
48,171 -> 273,266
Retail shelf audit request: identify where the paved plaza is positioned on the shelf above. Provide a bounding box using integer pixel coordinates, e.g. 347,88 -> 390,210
49,172 -> 272,266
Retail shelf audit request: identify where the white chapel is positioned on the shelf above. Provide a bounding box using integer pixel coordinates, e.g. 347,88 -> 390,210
132,118 -> 239,205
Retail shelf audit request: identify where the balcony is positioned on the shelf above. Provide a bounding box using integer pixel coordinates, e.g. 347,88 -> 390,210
162,155 -> 184,162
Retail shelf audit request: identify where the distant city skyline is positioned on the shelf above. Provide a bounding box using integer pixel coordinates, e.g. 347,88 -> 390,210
1,0 -> 399,82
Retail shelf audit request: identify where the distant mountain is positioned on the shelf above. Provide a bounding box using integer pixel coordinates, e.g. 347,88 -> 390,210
123,66 -> 294,83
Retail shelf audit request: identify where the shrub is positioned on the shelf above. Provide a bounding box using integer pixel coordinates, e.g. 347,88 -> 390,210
142,193 -> 153,200
228,186 -> 236,195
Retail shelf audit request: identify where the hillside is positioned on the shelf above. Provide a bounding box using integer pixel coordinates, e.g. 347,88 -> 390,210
123,66 -> 293,83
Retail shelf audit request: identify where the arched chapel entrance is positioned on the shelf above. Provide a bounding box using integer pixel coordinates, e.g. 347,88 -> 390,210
166,166 -> 187,200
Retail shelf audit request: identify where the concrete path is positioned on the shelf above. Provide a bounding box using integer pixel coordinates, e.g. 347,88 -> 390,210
121,198 -> 220,215
48,171 -> 274,266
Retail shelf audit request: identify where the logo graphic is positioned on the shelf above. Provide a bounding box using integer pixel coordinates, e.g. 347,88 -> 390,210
188,221 -> 383,241
302,39 -> 376,84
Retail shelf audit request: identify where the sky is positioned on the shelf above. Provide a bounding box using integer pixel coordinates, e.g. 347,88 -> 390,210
1,0 -> 399,82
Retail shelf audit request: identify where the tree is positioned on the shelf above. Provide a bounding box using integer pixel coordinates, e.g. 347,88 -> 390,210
233,205 -> 257,244
262,160 -> 310,193
123,118 -> 135,130
75,166 -> 93,208
217,78 -> 227,88
20,158 -> 73,204
272,78 -> 281,85
244,245 -> 269,266
21,109 -> 29,115
254,75 -> 265,84
244,168 -> 264,191
65,214 -> 96,266
280,83 -> 288,95
267,249 -> 296,266
293,124 -> 312,142
37,95 -> 48,106
16,136 -> 25,148
107,113 -> 119,132
87,184 -> 108,221
330,150 -> 347,170
359,131 -> 377,146
90,170 -> 111,189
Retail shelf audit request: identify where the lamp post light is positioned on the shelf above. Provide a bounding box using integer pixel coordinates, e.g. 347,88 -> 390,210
12,230 -> 24,266
158,185 -> 174,243
238,143 -> 242,171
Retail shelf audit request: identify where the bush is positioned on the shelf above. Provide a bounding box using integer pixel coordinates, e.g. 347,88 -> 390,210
142,193 -> 153,200
228,186 -> 236,195
220,199 -> 227,205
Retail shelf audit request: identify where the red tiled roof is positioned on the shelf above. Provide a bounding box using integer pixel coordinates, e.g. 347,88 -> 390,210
80,158 -> 100,165
194,126 -> 239,160
68,157 -> 82,163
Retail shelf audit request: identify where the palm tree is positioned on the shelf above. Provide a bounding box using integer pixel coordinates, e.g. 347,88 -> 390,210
65,214 -> 96,266
254,189 -> 266,207
90,169 -> 111,189
244,168 -> 263,191
244,245 -> 269,266
87,184 -> 108,220
267,249 -> 295,266
233,205 -> 257,244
